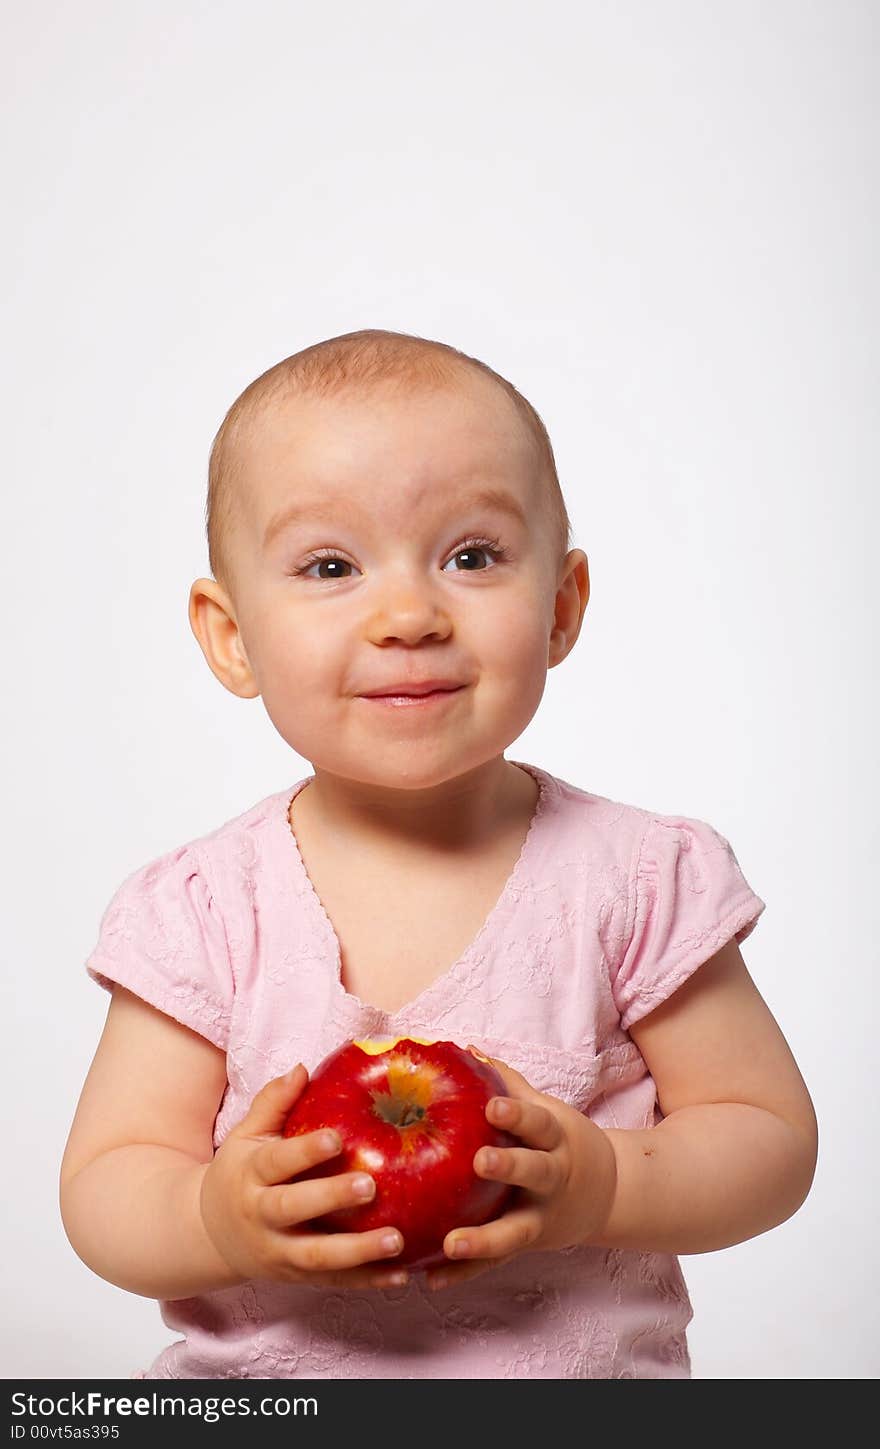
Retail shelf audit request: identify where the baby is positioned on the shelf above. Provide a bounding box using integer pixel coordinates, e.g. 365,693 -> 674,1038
60,328 -> 818,1380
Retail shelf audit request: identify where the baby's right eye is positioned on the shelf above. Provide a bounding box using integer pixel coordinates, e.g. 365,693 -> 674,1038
293,552 -> 355,580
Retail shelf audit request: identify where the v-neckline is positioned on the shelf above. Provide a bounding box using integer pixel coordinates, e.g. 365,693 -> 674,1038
277,759 -> 555,1022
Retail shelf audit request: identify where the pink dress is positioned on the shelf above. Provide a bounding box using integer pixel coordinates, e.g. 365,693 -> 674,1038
86,760 -> 766,1379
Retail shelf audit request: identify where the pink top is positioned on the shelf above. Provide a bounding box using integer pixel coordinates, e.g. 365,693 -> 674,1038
86,760 -> 766,1380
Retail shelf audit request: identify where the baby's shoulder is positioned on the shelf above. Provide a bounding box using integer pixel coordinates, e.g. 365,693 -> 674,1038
547,769 -> 673,848
545,766 -> 740,878
105,784 -> 294,906
187,784 -> 293,856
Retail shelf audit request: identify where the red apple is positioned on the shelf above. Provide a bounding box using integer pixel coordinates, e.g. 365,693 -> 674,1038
282,1036 -> 516,1268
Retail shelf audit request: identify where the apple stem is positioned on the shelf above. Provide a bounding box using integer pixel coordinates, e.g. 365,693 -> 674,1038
371,1091 -> 428,1128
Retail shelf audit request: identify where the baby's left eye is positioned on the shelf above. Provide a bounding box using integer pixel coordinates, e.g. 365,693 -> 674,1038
442,541 -> 505,573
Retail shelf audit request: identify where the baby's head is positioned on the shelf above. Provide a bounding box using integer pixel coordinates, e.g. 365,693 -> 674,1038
189,328 -> 589,789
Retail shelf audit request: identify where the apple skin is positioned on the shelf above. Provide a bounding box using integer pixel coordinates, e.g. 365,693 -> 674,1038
281,1036 -> 517,1268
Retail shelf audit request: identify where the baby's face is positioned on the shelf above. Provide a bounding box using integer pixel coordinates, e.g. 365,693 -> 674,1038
198,375 -> 576,790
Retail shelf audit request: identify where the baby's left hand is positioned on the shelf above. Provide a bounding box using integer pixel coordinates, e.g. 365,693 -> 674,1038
425,1052 -> 618,1291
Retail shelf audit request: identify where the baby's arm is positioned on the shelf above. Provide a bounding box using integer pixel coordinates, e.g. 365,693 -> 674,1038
60,986 -> 408,1299
424,938 -> 818,1287
591,935 -> 819,1252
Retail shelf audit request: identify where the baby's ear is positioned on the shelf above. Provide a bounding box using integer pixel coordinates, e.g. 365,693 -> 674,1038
188,577 -> 261,700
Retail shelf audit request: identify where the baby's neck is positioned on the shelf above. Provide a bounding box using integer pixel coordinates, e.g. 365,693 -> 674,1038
291,759 -> 537,862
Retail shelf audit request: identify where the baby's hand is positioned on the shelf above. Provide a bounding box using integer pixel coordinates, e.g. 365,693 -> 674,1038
424,1053 -> 618,1291
200,1064 -> 409,1290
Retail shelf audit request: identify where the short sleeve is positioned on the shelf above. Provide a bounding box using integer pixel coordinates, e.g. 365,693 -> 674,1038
613,814 -> 766,1032
86,843 -> 233,1050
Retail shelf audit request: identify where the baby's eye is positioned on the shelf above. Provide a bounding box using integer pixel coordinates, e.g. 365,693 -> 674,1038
295,554 -> 353,581
441,539 -> 506,573
291,538 -> 508,581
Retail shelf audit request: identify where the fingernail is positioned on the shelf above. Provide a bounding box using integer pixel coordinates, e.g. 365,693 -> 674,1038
450,1237 -> 470,1258
480,1148 -> 499,1172
379,1270 -> 409,1288
491,1098 -> 512,1123
381,1232 -> 403,1255
352,1174 -> 375,1199
321,1131 -> 341,1153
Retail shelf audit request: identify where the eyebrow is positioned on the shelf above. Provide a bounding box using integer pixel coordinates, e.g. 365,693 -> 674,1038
262,485 -> 529,550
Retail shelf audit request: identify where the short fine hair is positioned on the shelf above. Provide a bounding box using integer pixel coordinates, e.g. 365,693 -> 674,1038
205,328 -> 573,593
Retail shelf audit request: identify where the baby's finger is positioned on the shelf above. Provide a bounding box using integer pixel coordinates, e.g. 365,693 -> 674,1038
485,1095 -> 563,1152
469,1049 -> 543,1105
235,1064 -> 309,1140
252,1127 -> 343,1187
425,1253 -> 514,1292
474,1142 -> 562,1197
261,1169 -> 378,1230
287,1225 -> 406,1276
443,1204 -> 542,1264
310,1263 -> 411,1292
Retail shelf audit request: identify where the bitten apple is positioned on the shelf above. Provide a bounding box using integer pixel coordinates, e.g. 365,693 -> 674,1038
282,1036 -> 516,1268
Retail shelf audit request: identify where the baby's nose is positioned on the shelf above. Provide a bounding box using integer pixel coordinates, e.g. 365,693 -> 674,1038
365,578 -> 453,645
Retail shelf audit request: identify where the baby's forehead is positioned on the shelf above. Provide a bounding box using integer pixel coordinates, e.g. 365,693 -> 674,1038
235,377 -> 536,500
250,370 -> 513,440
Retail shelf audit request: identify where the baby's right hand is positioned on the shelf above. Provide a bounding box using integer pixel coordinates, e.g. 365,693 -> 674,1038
200,1063 -> 408,1290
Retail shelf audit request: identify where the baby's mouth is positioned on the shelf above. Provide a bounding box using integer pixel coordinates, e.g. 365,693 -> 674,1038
357,684 -> 467,709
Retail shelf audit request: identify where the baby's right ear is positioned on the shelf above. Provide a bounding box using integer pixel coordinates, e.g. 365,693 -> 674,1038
188,578 -> 261,700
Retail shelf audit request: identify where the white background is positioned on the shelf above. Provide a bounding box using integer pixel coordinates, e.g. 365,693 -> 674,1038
2,0 -> 876,1380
